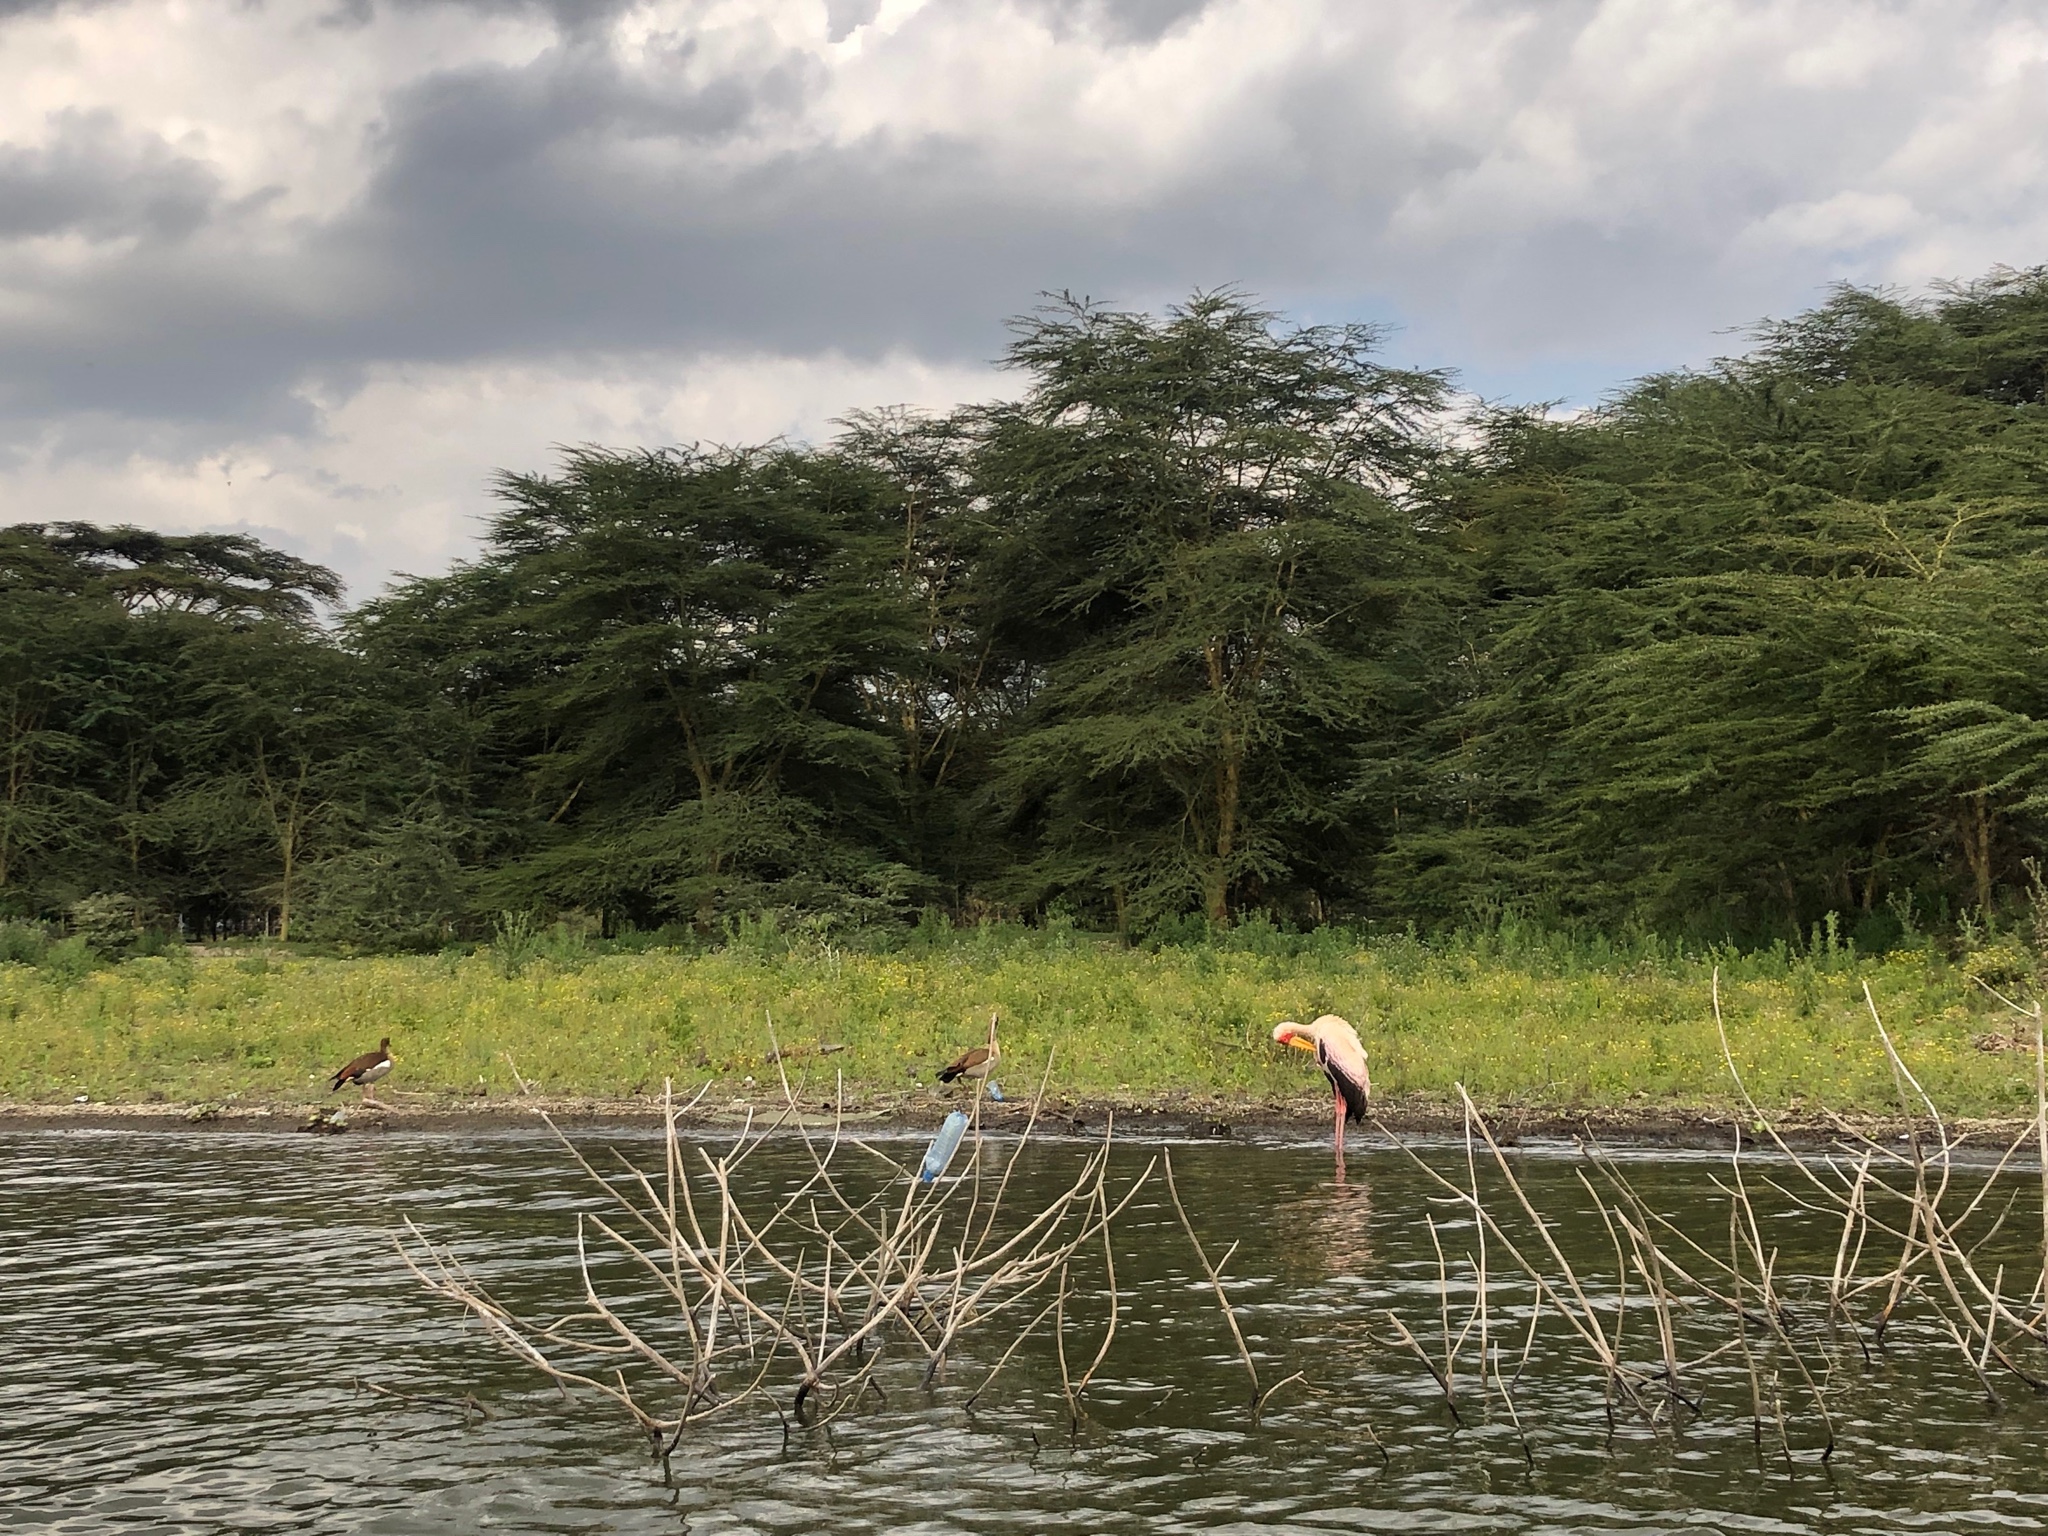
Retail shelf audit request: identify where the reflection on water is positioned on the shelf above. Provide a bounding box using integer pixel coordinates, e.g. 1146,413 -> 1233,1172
1267,1177 -> 1376,1282
5,1125 -> 2048,1534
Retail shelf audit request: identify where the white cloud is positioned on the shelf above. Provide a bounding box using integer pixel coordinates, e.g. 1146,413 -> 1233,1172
0,0 -> 554,220
1737,191 -> 1921,257
3,0 -> 2047,591
0,347 -> 1002,599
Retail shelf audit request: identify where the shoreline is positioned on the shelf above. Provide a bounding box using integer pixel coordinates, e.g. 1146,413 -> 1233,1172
3,1089 -> 2027,1155
9,945 -> 2039,1135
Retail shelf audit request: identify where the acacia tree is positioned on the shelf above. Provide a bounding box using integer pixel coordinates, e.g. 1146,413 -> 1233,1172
356,445 -> 932,927
1397,271 -> 2048,934
138,624 -> 398,941
0,591 -> 100,905
13,274 -> 2048,946
1888,561 -> 2048,915
0,523 -> 351,924
831,409 -> 1018,900
975,293 -> 1449,926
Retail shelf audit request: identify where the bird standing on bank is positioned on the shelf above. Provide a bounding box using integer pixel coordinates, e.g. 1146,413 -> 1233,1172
937,1012 -> 1000,1098
1272,1015 -> 1370,1179
329,1037 -> 395,1106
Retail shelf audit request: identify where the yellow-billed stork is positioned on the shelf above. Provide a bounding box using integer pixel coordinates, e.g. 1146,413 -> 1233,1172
1273,1015 -> 1370,1177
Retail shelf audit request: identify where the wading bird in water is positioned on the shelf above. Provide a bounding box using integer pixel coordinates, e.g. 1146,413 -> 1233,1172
937,1012 -> 1000,1098
1272,1015 -> 1370,1180
330,1037 -> 394,1106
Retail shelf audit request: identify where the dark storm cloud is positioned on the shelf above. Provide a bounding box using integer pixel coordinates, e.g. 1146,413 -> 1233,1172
0,22 -> 1167,425
824,0 -> 880,42
1,0 -> 2042,450
0,5 -> 1465,430
0,110 -> 222,241
1013,0 -> 1211,44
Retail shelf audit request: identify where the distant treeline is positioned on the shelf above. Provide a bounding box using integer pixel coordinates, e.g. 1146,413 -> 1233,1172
6,272 -> 2048,950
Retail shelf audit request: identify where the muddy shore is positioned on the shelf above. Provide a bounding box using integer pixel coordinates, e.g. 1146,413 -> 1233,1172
3,1089 -> 2028,1155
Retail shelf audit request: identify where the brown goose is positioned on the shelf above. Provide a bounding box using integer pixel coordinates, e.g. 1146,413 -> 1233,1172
329,1037 -> 394,1106
936,1012 -> 1000,1097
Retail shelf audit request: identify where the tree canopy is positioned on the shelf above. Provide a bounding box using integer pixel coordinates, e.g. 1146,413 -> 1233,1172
9,272 -> 2048,947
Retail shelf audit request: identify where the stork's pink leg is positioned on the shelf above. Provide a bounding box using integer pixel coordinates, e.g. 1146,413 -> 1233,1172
1333,1088 -> 1347,1185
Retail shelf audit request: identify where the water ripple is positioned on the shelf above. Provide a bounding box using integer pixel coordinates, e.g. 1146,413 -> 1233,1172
5,1129 -> 2047,1533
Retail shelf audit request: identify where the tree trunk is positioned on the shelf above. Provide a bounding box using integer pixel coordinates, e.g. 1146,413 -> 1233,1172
1959,792 -> 1995,917
278,827 -> 295,943
1208,748 -> 1241,926
1858,827 -> 1891,912
1201,633 -> 1243,927
1,696 -> 37,891
125,746 -> 146,878
253,743 -> 308,944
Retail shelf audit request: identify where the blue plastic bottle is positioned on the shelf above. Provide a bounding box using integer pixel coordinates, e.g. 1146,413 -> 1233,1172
918,1110 -> 970,1183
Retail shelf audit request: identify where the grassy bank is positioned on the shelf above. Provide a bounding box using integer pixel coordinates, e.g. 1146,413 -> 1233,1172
3,925 -> 2042,1119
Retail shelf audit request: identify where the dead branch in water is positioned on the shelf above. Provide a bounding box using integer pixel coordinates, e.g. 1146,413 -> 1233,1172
354,1376 -> 491,1425
399,979 -> 2048,1464
1163,1148 -> 1269,1418
401,1051 -> 1152,1449
1354,971 -> 2048,1459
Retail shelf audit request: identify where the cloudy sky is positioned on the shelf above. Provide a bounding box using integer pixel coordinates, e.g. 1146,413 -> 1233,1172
6,0 -> 2046,599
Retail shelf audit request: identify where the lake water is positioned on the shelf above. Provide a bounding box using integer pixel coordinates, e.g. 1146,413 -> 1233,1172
6,1122 -> 2048,1534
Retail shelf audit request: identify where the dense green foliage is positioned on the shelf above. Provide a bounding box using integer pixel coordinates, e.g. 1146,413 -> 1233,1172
7,274 -> 2048,949
1403,272 -> 2048,939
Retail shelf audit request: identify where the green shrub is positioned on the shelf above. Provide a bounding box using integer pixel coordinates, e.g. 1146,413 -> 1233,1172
69,894 -> 150,958
37,935 -> 97,985
0,921 -> 50,966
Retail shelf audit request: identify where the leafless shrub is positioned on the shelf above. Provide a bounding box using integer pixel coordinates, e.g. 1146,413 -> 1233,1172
401,1037 -> 1154,1461
1367,969 -> 2048,1463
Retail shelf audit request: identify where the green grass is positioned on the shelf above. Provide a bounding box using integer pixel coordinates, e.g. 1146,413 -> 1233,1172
1,927 -> 2040,1117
